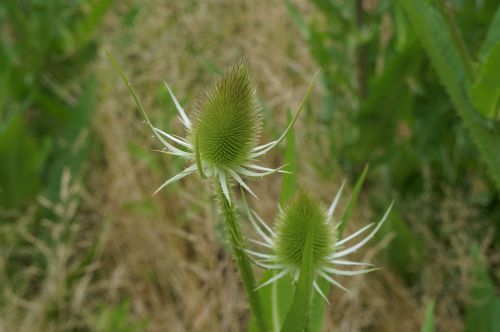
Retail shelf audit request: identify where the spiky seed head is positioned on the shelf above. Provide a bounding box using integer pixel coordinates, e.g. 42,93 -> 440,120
275,191 -> 337,268
190,58 -> 262,169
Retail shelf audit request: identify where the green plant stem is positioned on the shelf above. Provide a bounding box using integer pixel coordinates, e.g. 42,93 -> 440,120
214,180 -> 269,332
436,0 -> 475,81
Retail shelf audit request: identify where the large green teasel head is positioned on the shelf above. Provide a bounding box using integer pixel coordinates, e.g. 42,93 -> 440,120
275,190 -> 337,268
189,58 -> 262,169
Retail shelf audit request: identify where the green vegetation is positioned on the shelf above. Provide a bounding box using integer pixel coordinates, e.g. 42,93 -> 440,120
1,0 -> 498,331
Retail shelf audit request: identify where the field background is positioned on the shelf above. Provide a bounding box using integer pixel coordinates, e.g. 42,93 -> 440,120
1,0 -> 499,331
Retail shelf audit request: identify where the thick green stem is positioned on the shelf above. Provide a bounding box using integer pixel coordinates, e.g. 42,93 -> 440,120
214,180 -> 268,332
436,0 -> 475,81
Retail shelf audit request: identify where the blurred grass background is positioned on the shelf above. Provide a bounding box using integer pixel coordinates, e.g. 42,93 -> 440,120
0,0 -> 499,331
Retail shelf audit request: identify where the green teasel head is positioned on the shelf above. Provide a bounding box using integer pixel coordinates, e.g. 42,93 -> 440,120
275,190 -> 337,268
189,58 -> 263,169
246,182 -> 393,300
108,50 -> 319,203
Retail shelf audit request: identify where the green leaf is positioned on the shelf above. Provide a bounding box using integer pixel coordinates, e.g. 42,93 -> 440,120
280,110 -> 297,206
353,44 -> 421,163
249,110 -> 297,332
285,0 -> 309,39
382,208 -> 424,277
465,244 -> 498,332
398,0 -> 500,191
0,114 -> 50,208
338,164 -> 369,237
44,79 -> 96,201
470,42 -> 500,119
66,0 -> 113,53
281,213 -> 316,332
421,300 -> 435,332
479,5 -> 500,61
249,271 -> 294,332
492,299 -> 500,332
91,301 -> 148,332
308,166 -> 370,332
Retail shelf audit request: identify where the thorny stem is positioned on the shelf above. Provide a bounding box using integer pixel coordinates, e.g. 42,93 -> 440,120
436,0 -> 475,81
214,180 -> 269,332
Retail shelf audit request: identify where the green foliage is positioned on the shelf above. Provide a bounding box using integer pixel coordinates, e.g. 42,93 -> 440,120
91,301 -> 148,332
0,115 -> 50,207
280,213 -> 316,332
465,245 -> 500,332
337,164 -> 369,236
470,43 -> 500,119
309,167 -> 371,332
250,111 -> 297,332
215,179 -> 269,332
380,208 -> 424,277
249,271 -> 294,332
0,0 -> 109,207
68,0 -> 113,53
288,0 -> 500,329
398,0 -> 500,190
279,110 -> 298,206
479,6 -> 500,61
421,300 -> 435,332
0,0 -> 110,329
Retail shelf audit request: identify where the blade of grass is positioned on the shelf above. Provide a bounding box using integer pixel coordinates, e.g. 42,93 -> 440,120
338,164 -> 369,237
479,5 -> 500,60
469,43 -> 500,119
421,300 -> 436,332
280,215 -> 316,332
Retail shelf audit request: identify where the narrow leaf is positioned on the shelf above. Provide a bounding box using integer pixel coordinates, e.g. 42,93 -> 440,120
479,5 -> 500,60
249,110 -> 297,332
308,165 -> 370,332
465,244 -> 497,332
280,110 -> 297,206
68,0 -> 112,53
338,164 -> 369,237
281,217 -> 316,332
470,42 -> 500,119
421,300 -> 436,332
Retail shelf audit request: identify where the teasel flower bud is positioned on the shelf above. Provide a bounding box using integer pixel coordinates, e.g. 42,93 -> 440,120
142,58 -> 315,203
246,184 -> 393,302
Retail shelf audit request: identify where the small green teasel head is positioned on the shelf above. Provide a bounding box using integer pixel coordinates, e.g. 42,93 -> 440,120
107,51 -> 319,204
245,183 -> 393,302
275,190 -> 337,268
190,58 -> 262,170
